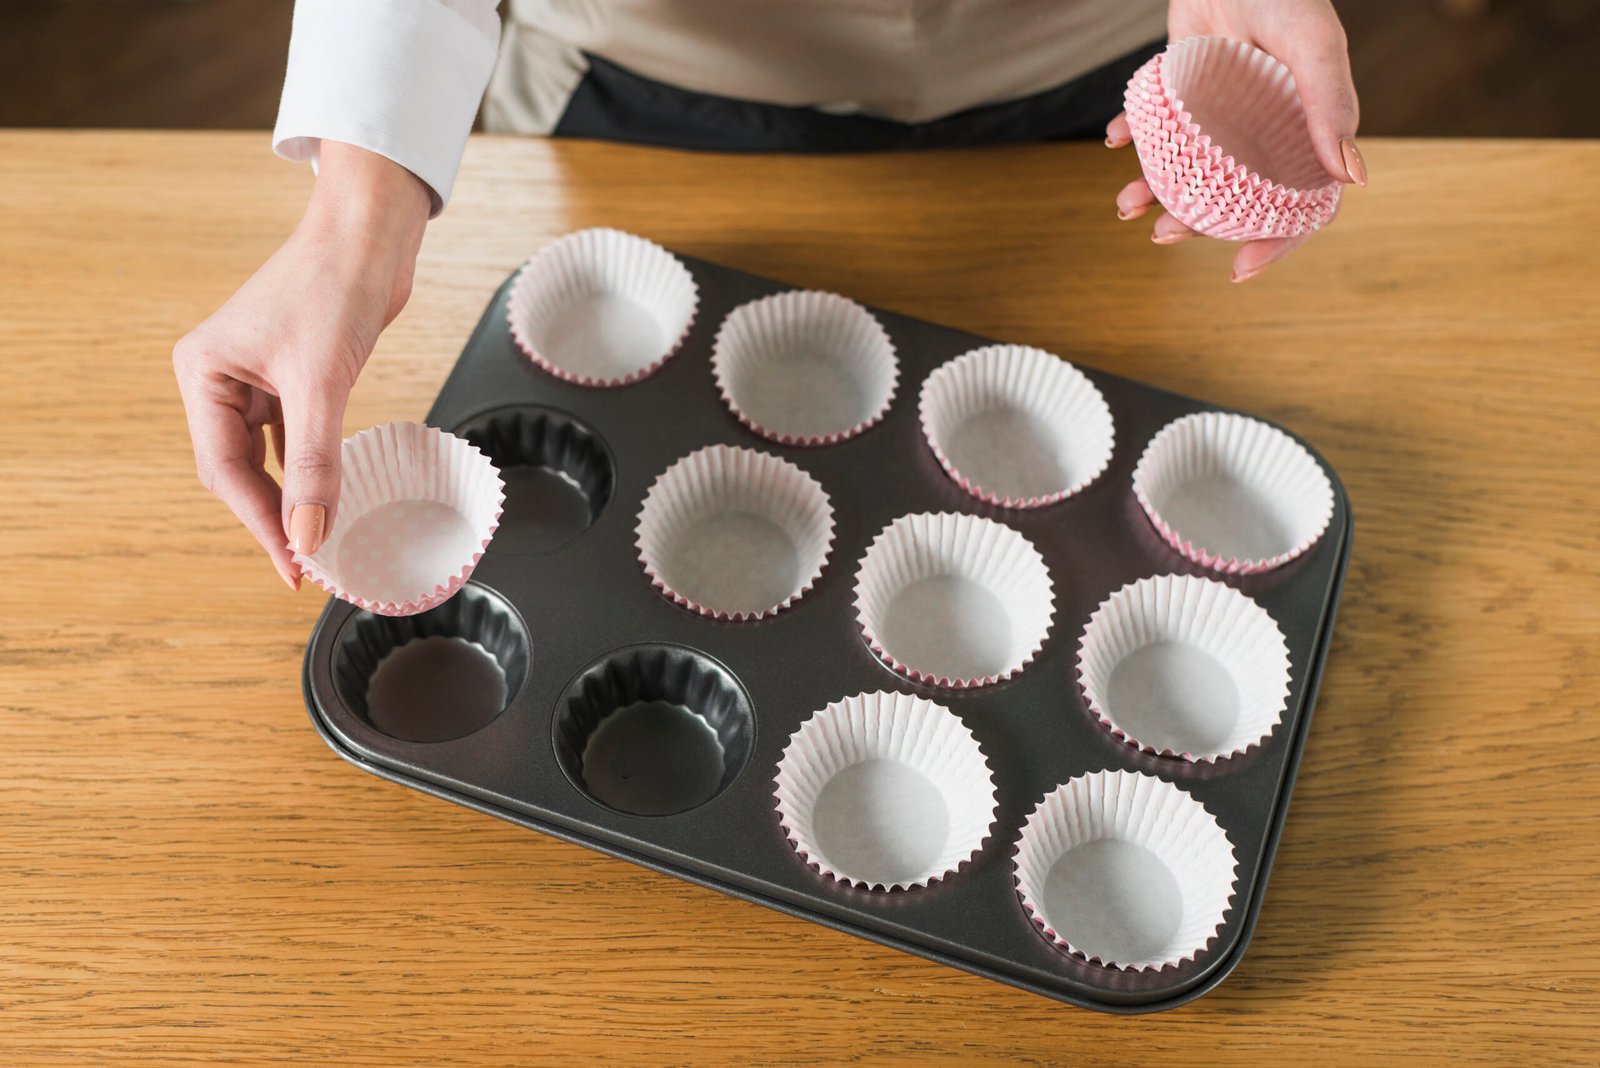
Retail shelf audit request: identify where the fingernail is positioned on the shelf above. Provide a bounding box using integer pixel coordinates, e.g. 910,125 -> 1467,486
1117,206 -> 1147,221
1340,138 -> 1367,186
1105,136 -> 1127,148
288,502 -> 326,555
1152,230 -> 1193,245
1232,265 -> 1266,284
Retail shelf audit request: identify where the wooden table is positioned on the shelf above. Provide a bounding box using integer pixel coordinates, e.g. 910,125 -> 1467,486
2,132 -> 1596,1064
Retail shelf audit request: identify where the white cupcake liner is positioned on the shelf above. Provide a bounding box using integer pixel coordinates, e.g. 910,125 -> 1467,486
854,512 -> 1055,688
1124,37 -> 1343,241
635,444 -> 835,621
295,422 -> 505,617
712,290 -> 899,446
919,344 -> 1115,509
507,227 -> 700,387
1132,411 -> 1335,574
774,691 -> 998,891
1077,575 -> 1291,762
1014,769 -> 1237,971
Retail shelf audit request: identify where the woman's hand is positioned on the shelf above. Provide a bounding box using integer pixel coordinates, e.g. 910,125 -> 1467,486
173,143 -> 430,590
1106,0 -> 1363,282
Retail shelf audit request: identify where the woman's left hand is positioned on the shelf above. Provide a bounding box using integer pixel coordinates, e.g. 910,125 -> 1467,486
1106,0 -> 1364,282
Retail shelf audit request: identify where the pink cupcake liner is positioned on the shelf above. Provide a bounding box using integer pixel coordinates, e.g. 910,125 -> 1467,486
1124,37 -> 1343,241
774,691 -> 997,891
295,422 -> 505,617
635,444 -> 835,621
1014,769 -> 1237,971
1077,574 -> 1291,762
1132,411 -> 1335,574
712,290 -> 899,446
1124,54 -> 1343,225
507,227 -> 700,387
853,512 -> 1055,689
919,344 -> 1115,509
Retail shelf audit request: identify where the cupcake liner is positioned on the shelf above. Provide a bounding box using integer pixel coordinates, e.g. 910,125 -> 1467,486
712,290 -> 899,446
1124,37 -> 1343,241
507,227 -> 700,387
1132,411 -> 1335,574
854,512 -> 1055,688
1124,45 -> 1343,238
295,422 -> 505,617
919,344 -> 1115,508
636,444 -> 835,621
774,691 -> 998,891
1014,769 -> 1237,971
1077,574 -> 1291,761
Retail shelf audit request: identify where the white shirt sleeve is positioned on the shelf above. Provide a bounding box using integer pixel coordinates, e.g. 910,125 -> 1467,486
273,0 -> 502,217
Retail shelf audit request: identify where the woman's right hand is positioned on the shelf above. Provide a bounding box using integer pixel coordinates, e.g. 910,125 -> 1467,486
1106,0 -> 1362,283
173,142 -> 431,590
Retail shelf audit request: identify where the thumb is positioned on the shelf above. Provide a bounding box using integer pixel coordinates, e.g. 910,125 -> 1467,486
280,380 -> 348,557
1268,9 -> 1364,186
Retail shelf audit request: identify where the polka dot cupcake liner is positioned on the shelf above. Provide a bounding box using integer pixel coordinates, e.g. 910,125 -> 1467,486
294,422 -> 505,617
1124,36 -> 1343,241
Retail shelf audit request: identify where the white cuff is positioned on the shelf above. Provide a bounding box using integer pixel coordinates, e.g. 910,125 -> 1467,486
273,0 -> 501,216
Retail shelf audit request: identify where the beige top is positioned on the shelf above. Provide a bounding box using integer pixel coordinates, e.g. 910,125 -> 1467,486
274,0 -> 1166,210
486,0 -> 1166,135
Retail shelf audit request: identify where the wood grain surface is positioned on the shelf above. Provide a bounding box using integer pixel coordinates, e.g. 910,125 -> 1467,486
1,132 -> 1596,1065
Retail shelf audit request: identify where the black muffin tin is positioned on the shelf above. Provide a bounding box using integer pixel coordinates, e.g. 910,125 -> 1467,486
301,252 -> 1351,1013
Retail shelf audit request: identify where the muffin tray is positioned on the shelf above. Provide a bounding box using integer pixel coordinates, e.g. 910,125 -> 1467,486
301,252 -> 1351,1013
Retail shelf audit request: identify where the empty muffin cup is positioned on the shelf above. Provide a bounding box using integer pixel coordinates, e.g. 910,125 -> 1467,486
636,444 -> 835,621
919,344 -> 1115,508
295,422 -> 505,616
1132,411 -> 1335,574
774,691 -> 997,891
1077,574 -> 1291,761
454,406 -> 614,554
553,643 -> 754,817
854,512 -> 1055,688
1124,36 -> 1343,241
507,227 -> 700,387
1014,769 -> 1237,971
333,583 -> 529,744
711,290 -> 899,445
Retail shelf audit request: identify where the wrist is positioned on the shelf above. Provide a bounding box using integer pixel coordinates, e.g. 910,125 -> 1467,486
302,142 -> 430,257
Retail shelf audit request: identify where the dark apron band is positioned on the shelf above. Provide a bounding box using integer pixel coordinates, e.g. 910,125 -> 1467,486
553,42 -> 1162,152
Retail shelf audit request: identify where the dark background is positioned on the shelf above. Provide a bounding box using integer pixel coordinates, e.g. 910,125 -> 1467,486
1,0 -> 1595,135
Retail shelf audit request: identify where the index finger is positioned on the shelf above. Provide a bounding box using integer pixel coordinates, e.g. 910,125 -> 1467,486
1106,111 -> 1132,148
179,371 -> 300,590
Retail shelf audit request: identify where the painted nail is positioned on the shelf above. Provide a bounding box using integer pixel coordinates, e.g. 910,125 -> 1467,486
1232,265 -> 1266,285
1340,138 -> 1367,186
287,502 -> 326,555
